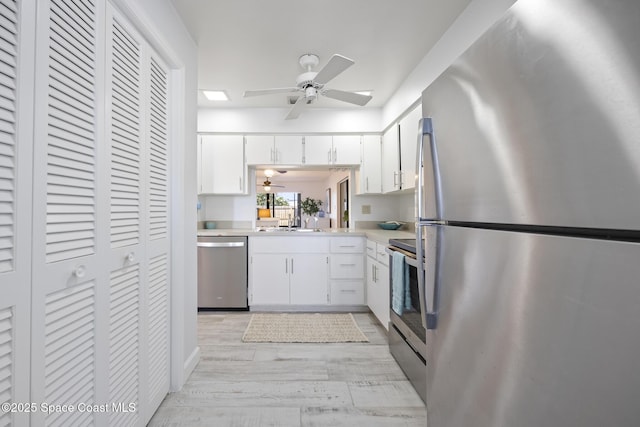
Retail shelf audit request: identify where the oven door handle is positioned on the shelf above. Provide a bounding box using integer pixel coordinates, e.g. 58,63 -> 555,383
385,247 -> 419,268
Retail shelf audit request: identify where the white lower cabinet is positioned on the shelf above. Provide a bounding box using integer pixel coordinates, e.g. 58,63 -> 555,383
249,235 -> 366,307
329,237 -> 365,305
290,254 -> 330,304
250,237 -> 329,306
366,240 -> 390,329
250,254 -> 290,304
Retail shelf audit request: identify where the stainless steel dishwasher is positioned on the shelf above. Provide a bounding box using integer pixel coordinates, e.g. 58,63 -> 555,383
197,235 -> 248,309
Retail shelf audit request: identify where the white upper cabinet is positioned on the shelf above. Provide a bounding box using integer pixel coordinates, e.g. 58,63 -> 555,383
359,135 -> 382,194
398,104 -> 422,191
305,135 -> 361,165
199,135 -> 246,194
245,135 -> 304,165
382,103 -> 422,193
275,135 -> 305,165
331,135 -> 361,165
245,135 -> 275,165
302,135 -> 333,165
382,125 -> 400,193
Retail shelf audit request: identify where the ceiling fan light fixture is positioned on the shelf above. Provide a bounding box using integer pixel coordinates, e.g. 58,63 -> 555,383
264,169 -> 275,178
202,90 -> 229,101
263,185 -> 271,192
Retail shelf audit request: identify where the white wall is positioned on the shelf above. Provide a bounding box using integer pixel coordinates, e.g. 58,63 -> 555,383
383,0 -> 518,127
114,0 -> 199,391
198,107 -> 382,133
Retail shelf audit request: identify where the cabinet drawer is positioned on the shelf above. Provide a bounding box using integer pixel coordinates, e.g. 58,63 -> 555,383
330,280 -> 365,305
376,243 -> 389,266
251,236 -> 329,253
330,254 -> 364,279
330,237 -> 364,253
366,239 -> 376,259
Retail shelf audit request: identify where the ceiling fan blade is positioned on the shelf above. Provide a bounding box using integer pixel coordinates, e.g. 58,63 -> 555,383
313,54 -> 354,85
243,87 -> 299,97
285,95 -> 307,120
322,89 -> 372,106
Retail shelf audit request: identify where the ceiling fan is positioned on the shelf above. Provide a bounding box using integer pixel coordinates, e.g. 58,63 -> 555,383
261,170 -> 284,192
243,53 -> 373,120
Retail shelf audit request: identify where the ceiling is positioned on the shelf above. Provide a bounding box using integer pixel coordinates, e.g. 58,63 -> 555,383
170,0 -> 472,111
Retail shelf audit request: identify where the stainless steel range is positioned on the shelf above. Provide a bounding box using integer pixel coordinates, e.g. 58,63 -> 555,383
387,238 -> 426,403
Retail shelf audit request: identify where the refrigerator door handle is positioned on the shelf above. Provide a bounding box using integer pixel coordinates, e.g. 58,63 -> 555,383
415,117 -> 441,222
417,222 -> 441,329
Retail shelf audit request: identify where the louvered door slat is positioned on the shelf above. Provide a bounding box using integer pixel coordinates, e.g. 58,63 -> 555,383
0,0 -> 14,275
110,18 -> 140,249
45,0 -> 96,264
147,253 -> 168,404
109,266 -> 139,426
44,282 -> 95,427
147,57 -> 167,241
0,307 -> 12,427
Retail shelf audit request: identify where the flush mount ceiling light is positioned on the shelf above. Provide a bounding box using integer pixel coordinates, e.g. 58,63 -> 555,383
355,90 -> 373,97
202,90 -> 229,101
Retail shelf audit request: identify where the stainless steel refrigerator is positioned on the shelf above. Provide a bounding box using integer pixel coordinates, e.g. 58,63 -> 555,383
416,0 -> 640,426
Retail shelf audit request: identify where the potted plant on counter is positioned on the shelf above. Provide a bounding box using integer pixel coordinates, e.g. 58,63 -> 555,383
301,197 -> 323,229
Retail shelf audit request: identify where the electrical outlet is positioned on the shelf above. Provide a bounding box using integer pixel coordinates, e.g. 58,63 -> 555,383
361,205 -> 371,214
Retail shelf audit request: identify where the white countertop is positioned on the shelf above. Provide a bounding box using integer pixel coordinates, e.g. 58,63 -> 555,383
197,227 -> 414,244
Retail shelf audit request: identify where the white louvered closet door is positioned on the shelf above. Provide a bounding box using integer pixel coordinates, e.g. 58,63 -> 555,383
0,1 -> 33,426
30,0 -> 107,426
106,5 -> 171,424
144,50 -> 170,417
106,6 -> 143,427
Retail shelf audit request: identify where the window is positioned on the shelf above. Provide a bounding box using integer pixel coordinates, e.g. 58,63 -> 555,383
256,192 -> 301,227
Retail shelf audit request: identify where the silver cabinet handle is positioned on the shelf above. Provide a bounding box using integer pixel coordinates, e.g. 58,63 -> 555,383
285,258 -> 288,273
270,147 -> 274,163
366,177 -> 369,192
340,289 -> 356,293
126,252 -> 135,262
393,171 -> 398,187
327,150 -> 331,164
333,147 -> 337,163
197,241 -> 245,248
291,258 -> 294,274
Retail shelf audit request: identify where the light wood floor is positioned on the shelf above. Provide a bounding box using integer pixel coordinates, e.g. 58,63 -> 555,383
149,312 -> 427,426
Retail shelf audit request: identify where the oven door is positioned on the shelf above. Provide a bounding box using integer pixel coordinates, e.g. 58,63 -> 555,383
387,246 -> 427,359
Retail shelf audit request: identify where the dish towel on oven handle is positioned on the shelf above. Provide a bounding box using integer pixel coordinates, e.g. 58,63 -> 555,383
391,251 -> 411,315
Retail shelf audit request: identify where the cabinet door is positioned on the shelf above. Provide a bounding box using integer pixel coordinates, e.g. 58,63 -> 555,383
245,135 -> 275,165
398,104 -> 421,190
360,135 -> 382,194
366,258 -> 390,330
274,135 -> 304,165
251,254 -> 290,304
382,125 -> 400,193
200,135 -> 245,194
332,135 -> 361,165
289,254 -> 328,304
303,135 -> 332,165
